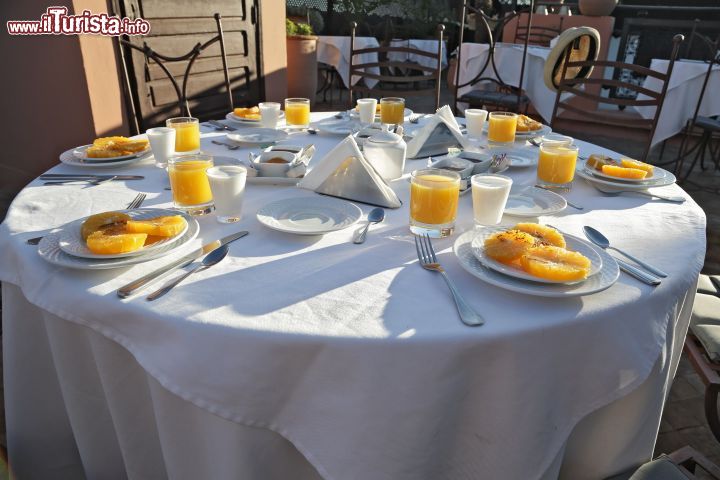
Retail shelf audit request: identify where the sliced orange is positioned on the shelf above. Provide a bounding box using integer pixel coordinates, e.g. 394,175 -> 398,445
601,165 -> 647,180
86,230 -> 147,255
484,230 -> 536,263
234,107 -> 260,119
520,245 -> 591,282
620,158 -> 654,175
125,216 -> 186,237
514,223 -> 566,248
80,211 -> 131,240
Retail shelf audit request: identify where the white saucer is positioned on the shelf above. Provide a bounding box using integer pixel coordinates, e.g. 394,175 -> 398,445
585,164 -> 671,184
506,149 -> 537,168
227,129 -> 289,145
225,111 -> 286,124
256,196 -> 362,235
504,187 -> 567,217
453,230 -> 619,297
577,166 -> 676,190
311,117 -> 357,135
470,226 -> 603,284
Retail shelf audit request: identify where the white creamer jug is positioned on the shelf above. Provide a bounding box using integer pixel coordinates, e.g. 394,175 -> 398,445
363,130 -> 407,181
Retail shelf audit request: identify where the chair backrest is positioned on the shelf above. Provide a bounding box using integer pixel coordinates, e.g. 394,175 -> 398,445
550,34 -> 684,162
348,23 -> 445,111
453,3 -> 534,114
514,13 -> 563,47
118,13 -> 233,132
681,25 -> 720,126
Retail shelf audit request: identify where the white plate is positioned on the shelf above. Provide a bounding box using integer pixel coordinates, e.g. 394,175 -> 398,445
348,108 -> 414,121
470,226 -> 602,284
311,117 -> 357,135
60,147 -> 151,169
38,210 -> 200,270
453,230 -> 619,297
506,149 -> 537,168
226,111 -> 286,124
504,187 -> 567,217
227,129 -> 288,145
577,165 -> 676,190
247,176 -> 300,186
256,196 -> 362,235
584,164 -> 670,184
57,208 -> 190,259
73,144 -> 150,162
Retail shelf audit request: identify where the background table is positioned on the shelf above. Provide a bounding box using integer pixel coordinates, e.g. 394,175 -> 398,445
388,39 -> 448,74
316,36 -> 380,89
635,59 -> 720,147
0,113 -> 706,479
456,42 -> 556,120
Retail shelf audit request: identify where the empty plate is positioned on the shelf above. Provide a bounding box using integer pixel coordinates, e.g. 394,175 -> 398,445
227,129 -> 288,145
256,196 -> 362,235
504,187 -> 567,217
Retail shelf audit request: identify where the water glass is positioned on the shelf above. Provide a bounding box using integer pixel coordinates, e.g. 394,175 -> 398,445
259,102 -> 281,129
285,98 -> 310,128
465,109 -> 488,140
357,98 -> 378,125
487,112 -> 518,147
409,169 -> 461,238
471,174 -> 513,227
166,117 -> 200,154
536,142 -> 579,191
167,154 -> 214,216
207,166 -> 247,223
146,127 -> 176,168
380,97 -> 405,125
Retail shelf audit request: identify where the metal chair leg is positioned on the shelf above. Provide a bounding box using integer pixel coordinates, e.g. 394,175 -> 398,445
706,384 -> 720,444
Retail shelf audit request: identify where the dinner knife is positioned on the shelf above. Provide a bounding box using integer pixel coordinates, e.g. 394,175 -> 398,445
40,175 -> 145,180
615,258 -> 662,286
208,120 -> 236,131
116,231 -> 249,298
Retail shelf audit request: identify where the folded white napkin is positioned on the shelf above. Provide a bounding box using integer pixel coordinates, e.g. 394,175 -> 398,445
298,136 -> 402,208
406,105 -> 468,159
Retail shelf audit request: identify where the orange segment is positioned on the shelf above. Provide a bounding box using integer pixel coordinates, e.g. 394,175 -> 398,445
620,158 -> 654,175
80,212 -> 131,240
234,107 -> 260,119
520,245 -> 591,282
125,216 -> 186,237
484,230 -> 536,263
601,165 -> 648,180
86,230 -> 147,255
514,223 -> 566,248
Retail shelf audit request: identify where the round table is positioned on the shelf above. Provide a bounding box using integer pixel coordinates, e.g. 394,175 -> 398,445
0,112 -> 707,480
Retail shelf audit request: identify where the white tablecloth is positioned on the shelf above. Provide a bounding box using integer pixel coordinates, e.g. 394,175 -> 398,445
456,42 -> 556,120
0,112 -> 707,480
316,36 -> 380,88
388,39 -> 448,74
635,59 -> 720,147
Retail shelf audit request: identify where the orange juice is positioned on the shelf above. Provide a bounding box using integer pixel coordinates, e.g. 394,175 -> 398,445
380,97 -> 405,125
410,171 -> 460,230
168,158 -> 214,207
487,112 -> 518,144
537,145 -> 578,185
285,98 -> 310,126
166,117 -> 200,153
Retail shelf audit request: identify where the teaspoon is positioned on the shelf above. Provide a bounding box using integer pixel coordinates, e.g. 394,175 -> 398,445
583,226 -> 668,278
353,208 -> 385,244
146,245 -> 229,301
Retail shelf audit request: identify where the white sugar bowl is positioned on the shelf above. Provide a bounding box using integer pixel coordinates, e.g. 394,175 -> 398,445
363,130 -> 407,181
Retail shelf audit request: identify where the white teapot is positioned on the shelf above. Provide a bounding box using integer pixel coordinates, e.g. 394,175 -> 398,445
363,129 -> 407,181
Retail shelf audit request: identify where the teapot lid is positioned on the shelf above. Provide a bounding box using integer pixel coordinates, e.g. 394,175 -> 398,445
368,130 -> 402,144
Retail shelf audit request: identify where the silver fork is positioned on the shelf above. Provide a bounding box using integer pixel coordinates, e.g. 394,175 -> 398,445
414,234 -> 484,327
26,192 -> 147,245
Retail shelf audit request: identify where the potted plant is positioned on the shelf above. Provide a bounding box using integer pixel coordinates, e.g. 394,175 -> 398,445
286,19 -> 318,105
578,0 -> 619,16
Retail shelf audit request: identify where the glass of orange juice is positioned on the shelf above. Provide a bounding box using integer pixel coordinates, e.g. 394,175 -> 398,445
166,117 -> 200,154
409,169 -> 461,238
487,112 -> 518,147
536,142 -> 579,191
285,98 -> 311,128
168,154 -> 214,215
380,97 -> 405,125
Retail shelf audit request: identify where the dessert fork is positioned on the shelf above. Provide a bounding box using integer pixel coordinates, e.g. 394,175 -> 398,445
414,234 -> 484,327
26,192 -> 147,245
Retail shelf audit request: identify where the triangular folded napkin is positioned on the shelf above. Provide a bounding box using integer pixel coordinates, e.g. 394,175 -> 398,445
298,136 -> 402,209
406,105 -> 468,159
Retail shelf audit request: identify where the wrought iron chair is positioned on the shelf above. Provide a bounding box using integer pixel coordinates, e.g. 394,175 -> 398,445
668,31 -> 720,184
453,2 -> 534,115
550,34 -> 684,163
514,14 -> 564,47
118,13 -> 233,132
348,23 -> 445,111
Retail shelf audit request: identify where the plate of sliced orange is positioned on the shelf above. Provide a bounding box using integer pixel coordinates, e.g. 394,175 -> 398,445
227,106 -> 285,124
470,223 -> 602,285
56,208 -> 194,259
454,227 -> 619,297
579,156 -> 676,189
